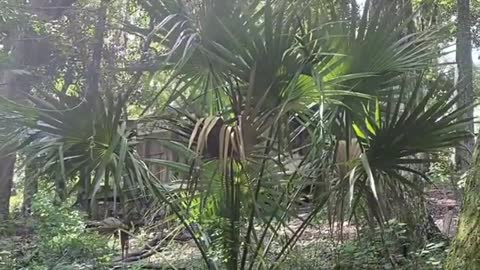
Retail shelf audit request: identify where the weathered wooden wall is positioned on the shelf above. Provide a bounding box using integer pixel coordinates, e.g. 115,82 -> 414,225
129,120 -> 176,183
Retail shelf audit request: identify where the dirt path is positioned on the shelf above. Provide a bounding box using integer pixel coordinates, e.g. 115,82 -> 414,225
427,187 -> 460,238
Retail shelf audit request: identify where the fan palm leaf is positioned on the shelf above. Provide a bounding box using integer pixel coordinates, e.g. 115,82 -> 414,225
341,74 -> 475,224
0,90 -> 152,215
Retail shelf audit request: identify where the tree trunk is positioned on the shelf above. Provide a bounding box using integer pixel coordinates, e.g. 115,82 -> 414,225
449,0 -> 476,257
0,155 -> 16,220
446,149 -> 480,269
85,0 -> 107,102
0,59 -> 29,220
22,163 -> 38,216
454,0 -> 474,172
0,0 -> 63,219
0,35 -> 31,220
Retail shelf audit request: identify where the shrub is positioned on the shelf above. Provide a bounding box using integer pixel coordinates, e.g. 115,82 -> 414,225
334,220 -> 447,269
28,191 -> 113,269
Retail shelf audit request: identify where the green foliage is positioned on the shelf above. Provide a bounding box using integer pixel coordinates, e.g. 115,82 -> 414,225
0,84 -> 156,216
0,191 -> 112,270
27,192 -> 112,269
354,76 -> 473,180
428,152 -> 455,183
335,220 -> 447,269
281,241 -> 336,270
0,250 -> 17,270
9,192 -> 23,213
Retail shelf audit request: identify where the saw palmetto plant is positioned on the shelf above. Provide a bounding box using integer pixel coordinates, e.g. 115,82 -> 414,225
0,88 -> 156,218
343,75 -> 474,226
114,0 -> 470,269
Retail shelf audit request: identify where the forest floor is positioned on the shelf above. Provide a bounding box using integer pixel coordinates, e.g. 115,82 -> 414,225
0,185 -> 460,269
120,185 -> 461,268
115,185 -> 460,269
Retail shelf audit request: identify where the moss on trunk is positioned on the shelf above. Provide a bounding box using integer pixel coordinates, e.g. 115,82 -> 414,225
445,154 -> 480,269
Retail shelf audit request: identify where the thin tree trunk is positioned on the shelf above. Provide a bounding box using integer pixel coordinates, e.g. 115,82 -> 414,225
454,0 -> 474,172
403,0 -> 416,34
81,0 -> 107,216
86,0 -> 108,102
77,168 -> 91,212
22,163 -> 38,216
0,155 -> 16,220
